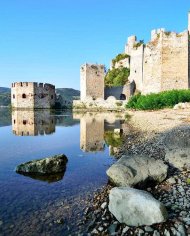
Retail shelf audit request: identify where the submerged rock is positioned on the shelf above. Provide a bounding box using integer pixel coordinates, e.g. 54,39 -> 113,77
16,154 -> 68,175
109,187 -> 168,226
106,155 -> 168,187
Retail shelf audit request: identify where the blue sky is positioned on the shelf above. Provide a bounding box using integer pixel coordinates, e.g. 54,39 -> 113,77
0,0 -> 189,90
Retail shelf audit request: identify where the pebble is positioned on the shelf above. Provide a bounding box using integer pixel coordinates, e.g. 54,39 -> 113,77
153,230 -> 160,236
101,202 -> 107,209
0,221 -> 3,226
122,226 -> 129,234
145,226 -> 154,232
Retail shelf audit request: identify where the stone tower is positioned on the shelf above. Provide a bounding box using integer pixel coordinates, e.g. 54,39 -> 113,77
80,64 -> 105,101
11,82 -> 56,109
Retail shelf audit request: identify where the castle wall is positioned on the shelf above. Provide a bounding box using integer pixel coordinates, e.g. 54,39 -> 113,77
161,31 -> 189,91
127,44 -> 144,92
80,64 -> 105,101
11,82 -> 55,109
105,81 -> 135,100
142,36 -> 162,94
34,83 -> 56,109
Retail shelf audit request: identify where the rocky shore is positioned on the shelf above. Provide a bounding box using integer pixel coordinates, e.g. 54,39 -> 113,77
81,108 -> 190,236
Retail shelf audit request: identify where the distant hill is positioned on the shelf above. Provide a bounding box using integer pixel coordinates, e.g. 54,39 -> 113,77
55,88 -> 80,102
0,87 -> 80,107
0,87 -> 11,94
0,87 -> 11,106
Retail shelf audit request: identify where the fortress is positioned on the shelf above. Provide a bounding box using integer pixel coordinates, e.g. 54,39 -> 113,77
11,82 -> 56,109
77,11 -> 190,105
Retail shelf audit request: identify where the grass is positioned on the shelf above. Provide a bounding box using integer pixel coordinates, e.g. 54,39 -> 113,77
126,90 -> 190,110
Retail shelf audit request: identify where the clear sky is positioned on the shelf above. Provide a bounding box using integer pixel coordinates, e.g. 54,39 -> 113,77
0,0 -> 190,90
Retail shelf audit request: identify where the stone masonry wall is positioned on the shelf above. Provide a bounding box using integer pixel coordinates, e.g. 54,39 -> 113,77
142,36 -> 162,94
34,83 -> 56,109
128,44 -> 144,92
80,64 -> 105,101
11,82 -> 55,109
161,31 -> 189,91
11,82 -> 35,108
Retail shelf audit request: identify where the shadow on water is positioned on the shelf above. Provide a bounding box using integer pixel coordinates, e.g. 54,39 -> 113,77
16,169 -> 67,183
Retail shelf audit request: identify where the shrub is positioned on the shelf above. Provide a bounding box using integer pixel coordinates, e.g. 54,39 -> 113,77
112,53 -> 130,67
105,67 -> 130,87
126,90 -> 190,110
104,131 -> 123,147
133,40 -> 144,49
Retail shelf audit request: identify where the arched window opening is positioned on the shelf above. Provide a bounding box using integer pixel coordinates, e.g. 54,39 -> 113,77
120,94 -> 126,100
22,94 -> 26,99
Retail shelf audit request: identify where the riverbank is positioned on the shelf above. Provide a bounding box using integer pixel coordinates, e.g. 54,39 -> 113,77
82,108 -> 190,235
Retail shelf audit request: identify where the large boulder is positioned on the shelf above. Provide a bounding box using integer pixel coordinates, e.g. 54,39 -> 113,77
164,127 -> 190,170
109,187 -> 168,226
16,154 -> 68,174
106,155 -> 168,187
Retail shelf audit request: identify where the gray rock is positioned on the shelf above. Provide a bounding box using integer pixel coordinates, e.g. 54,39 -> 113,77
145,226 -> 154,232
153,230 -> 160,236
106,155 -> 168,187
122,226 -> 129,235
101,202 -> 107,209
109,187 -> 168,226
164,229 -> 170,236
16,154 -> 68,174
176,224 -> 186,236
164,128 -> 190,170
167,177 -> 176,184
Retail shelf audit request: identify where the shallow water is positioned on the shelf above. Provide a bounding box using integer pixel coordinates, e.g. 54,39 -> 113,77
0,109 -> 126,236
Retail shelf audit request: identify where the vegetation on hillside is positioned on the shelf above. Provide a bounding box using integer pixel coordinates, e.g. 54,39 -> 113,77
55,88 -> 80,102
0,94 -> 11,106
112,53 -> 130,67
126,90 -> 190,110
105,67 -> 130,87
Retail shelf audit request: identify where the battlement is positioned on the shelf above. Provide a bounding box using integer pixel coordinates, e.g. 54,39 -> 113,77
12,82 -> 34,88
12,82 -> 55,89
81,63 -> 105,72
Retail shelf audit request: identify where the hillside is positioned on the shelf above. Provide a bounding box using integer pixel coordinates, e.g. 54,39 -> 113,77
0,87 -> 11,106
55,88 -> 80,102
0,87 -> 80,107
0,87 -> 11,94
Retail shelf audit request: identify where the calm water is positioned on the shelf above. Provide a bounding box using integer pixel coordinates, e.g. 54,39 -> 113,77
0,108 -> 126,236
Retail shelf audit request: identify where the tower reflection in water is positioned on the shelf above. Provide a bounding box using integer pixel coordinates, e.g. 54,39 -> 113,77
12,110 -> 55,136
73,112 -> 127,153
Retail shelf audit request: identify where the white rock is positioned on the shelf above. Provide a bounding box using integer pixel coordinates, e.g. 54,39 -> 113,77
106,155 -> 168,187
109,187 -> 168,226
101,202 -> 107,209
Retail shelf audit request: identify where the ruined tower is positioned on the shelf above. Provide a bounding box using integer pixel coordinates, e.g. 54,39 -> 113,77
80,64 -> 105,101
11,82 -> 56,109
